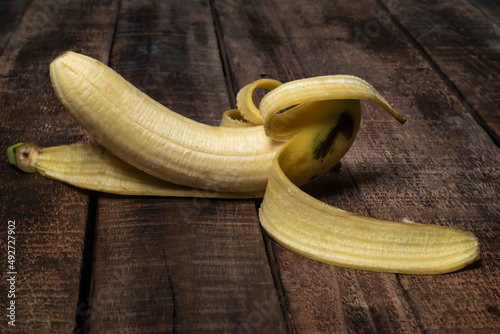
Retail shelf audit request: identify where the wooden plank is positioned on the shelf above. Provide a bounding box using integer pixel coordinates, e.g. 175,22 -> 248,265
469,0 -> 500,27
215,0 -> 421,332
379,0 -> 500,142
89,197 -> 285,333
216,0 -> 500,332
0,0 -> 31,54
0,0 -> 119,332
86,1 -> 286,332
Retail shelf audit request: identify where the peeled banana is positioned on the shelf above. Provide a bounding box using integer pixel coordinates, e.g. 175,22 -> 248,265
8,51 -> 480,274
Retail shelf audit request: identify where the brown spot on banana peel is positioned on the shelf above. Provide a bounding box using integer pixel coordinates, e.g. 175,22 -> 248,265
309,174 -> 318,181
293,153 -> 310,167
313,112 -> 354,160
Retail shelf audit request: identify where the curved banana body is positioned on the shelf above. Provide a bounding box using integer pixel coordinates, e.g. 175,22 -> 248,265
50,52 -> 282,192
8,51 -> 480,274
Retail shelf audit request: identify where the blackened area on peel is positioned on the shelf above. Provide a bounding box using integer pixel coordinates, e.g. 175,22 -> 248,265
313,112 -> 354,160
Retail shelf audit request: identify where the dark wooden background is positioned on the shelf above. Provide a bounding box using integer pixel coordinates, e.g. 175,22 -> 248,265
1,0 -> 499,333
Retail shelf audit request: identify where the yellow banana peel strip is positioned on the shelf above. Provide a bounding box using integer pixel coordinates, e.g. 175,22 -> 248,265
7,142 -> 263,198
261,154 -> 480,274
7,51 -> 480,274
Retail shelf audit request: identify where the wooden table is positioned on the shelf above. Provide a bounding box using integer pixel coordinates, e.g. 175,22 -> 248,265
1,0 -> 499,333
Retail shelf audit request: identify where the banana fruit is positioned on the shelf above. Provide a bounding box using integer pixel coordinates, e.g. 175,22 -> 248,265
8,51 -> 480,274
49,52 -> 282,193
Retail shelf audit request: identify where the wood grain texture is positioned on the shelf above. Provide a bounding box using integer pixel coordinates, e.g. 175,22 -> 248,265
470,0 -> 500,27
379,0 -> 500,143
86,1 -> 285,333
0,0 -> 119,332
107,0 -> 230,126
216,0 -> 500,332
89,197 -> 285,333
0,0 -> 31,54
0,0 -> 498,333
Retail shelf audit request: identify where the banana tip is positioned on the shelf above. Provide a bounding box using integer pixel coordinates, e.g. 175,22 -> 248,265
7,142 -> 24,165
392,110 -> 407,124
52,51 -> 70,64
